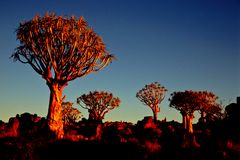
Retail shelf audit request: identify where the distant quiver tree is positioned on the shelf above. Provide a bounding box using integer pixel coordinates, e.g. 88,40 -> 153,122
77,91 -> 120,122
136,82 -> 167,123
197,91 -> 223,123
11,13 -> 114,138
61,101 -> 82,126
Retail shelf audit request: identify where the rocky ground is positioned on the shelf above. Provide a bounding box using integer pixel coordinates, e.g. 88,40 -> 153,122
0,113 -> 240,160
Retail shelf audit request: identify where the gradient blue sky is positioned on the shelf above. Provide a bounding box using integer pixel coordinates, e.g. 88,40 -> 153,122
0,0 -> 239,123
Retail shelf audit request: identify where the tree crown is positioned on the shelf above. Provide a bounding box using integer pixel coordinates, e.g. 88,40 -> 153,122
136,82 -> 167,108
61,101 -> 82,125
12,13 -> 113,86
169,90 -> 221,114
77,91 -> 120,120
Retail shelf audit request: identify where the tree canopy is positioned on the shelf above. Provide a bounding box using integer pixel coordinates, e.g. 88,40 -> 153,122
77,91 -> 120,121
169,90 -> 200,114
61,101 -> 82,126
136,82 -> 167,109
12,13 -> 113,86
169,90 -> 222,121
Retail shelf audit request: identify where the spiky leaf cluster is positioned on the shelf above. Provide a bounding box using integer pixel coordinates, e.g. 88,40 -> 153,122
136,82 -> 167,108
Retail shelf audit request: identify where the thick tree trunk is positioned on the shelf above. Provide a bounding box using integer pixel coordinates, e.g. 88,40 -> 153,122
47,83 -> 64,139
187,113 -> 194,134
153,109 -> 158,123
152,105 -> 159,123
181,111 -> 187,130
182,112 -> 199,148
185,112 -> 200,148
181,111 -> 190,148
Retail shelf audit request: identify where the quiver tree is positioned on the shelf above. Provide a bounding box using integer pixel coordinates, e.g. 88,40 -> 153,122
136,82 -> 167,123
205,103 -> 223,122
62,101 -> 82,127
11,13 -> 114,138
197,91 -> 223,123
169,90 -> 200,147
169,90 -> 199,134
77,91 -> 120,122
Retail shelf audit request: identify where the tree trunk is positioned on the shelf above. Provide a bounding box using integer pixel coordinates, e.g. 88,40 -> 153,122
152,105 -> 159,123
181,111 -> 190,148
186,112 -> 200,147
152,109 -> 158,123
187,113 -> 194,134
47,82 -> 64,139
181,111 -> 187,131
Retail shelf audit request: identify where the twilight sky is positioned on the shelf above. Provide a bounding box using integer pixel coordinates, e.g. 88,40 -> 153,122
0,0 -> 239,123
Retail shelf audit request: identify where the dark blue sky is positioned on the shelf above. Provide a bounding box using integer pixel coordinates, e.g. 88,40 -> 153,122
0,0 -> 239,123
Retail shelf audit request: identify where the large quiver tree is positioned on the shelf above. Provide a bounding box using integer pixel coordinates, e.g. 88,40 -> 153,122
136,82 -> 167,123
11,13 -> 113,138
77,91 -> 120,122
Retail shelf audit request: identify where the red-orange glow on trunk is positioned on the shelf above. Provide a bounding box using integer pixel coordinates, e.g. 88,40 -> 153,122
47,83 -> 64,139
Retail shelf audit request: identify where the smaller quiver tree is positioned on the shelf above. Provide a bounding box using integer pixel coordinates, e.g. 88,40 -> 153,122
77,91 -> 121,122
61,101 -> 82,127
205,103 -> 223,122
197,91 -> 223,123
136,82 -> 167,123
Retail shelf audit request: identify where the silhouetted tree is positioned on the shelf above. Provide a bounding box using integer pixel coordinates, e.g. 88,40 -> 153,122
136,82 -> 167,123
11,13 -> 113,138
62,101 -> 82,126
225,102 -> 240,122
169,90 -> 202,147
204,103 -> 223,122
169,90 -> 222,147
77,91 -> 120,122
169,91 -> 199,134
197,91 -> 223,123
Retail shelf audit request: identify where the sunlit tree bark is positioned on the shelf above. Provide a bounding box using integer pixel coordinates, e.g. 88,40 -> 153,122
136,82 -> 167,123
47,82 -> 65,138
187,112 -> 194,134
180,111 -> 187,130
11,13 -> 114,138
77,91 -> 120,122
